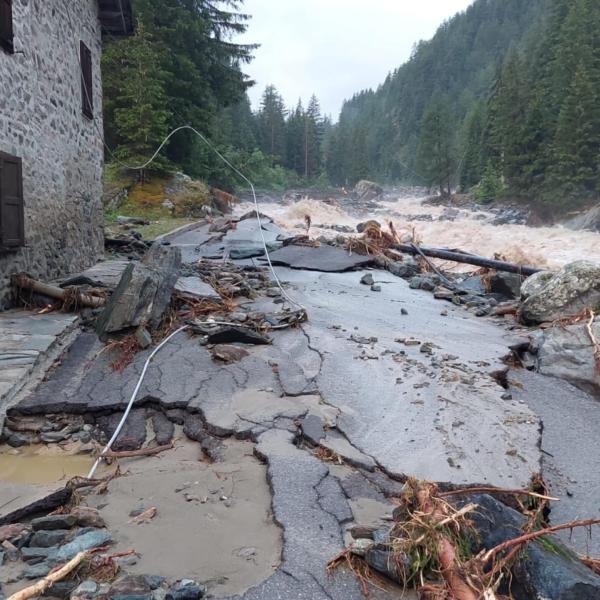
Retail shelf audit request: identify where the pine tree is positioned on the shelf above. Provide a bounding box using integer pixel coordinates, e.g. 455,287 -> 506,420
417,97 -> 457,195
304,95 -> 324,179
103,24 -> 172,181
257,85 -> 287,165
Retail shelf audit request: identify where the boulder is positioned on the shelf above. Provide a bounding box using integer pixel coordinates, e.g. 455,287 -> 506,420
536,319 -> 600,394
520,261 -> 600,324
96,244 -> 181,335
354,180 -> 384,201
489,272 -> 524,300
457,494 -> 600,600
520,270 -> 554,300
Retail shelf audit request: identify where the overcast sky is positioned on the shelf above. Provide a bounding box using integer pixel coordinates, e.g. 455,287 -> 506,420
237,0 -> 474,118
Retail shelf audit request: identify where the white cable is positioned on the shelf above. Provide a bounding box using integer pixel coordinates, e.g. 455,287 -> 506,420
87,325 -> 189,479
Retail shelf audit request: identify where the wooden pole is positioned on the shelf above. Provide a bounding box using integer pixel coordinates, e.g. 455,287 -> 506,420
12,274 -> 106,309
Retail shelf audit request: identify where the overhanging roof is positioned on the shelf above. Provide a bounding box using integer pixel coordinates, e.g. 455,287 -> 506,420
98,0 -> 134,36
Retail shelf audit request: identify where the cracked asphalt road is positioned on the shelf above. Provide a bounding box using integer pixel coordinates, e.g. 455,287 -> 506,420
8,220 -> 551,599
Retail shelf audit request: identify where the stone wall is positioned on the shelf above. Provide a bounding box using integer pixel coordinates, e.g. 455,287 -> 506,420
0,0 -> 105,308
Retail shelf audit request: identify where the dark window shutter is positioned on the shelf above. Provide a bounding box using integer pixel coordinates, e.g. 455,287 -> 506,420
0,152 -> 25,249
0,0 -> 14,54
80,41 -> 93,118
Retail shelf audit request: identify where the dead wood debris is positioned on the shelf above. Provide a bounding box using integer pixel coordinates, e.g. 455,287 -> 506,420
328,477 -> 600,599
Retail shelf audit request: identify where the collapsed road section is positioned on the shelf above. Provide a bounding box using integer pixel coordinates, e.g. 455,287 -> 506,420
1,213 -> 600,599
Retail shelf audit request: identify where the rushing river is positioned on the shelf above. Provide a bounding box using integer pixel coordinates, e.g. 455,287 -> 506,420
238,193 -> 600,271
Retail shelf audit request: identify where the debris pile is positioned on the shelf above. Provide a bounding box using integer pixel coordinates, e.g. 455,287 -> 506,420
330,478 -> 600,599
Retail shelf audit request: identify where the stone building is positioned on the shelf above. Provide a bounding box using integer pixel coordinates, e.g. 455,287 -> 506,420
0,0 -> 133,308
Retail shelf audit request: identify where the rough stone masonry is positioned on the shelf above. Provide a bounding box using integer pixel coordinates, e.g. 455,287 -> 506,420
0,0 -> 107,308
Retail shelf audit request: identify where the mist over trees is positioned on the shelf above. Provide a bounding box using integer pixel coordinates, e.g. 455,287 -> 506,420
102,0 -> 600,211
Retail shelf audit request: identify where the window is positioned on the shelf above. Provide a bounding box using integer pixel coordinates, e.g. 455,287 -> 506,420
80,41 -> 93,118
0,0 -> 14,54
0,151 -> 24,250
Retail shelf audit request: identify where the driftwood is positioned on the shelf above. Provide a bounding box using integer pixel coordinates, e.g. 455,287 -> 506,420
12,274 -> 106,309
394,244 -> 541,276
7,550 -> 90,600
101,442 -> 174,459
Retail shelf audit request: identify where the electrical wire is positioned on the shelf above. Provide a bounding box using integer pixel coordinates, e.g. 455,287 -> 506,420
87,325 -> 190,479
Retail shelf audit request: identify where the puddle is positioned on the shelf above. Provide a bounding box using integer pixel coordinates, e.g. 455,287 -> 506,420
0,445 -> 96,484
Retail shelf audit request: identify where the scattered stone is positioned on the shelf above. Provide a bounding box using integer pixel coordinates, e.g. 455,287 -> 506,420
97,409 -> 147,452
144,576 -> 166,590
135,326 -> 153,349
401,308 -> 408,315
1,540 -> 19,561
420,343 -> 434,355
521,261 -> 600,324
70,507 -> 105,529
0,523 -> 28,542
166,580 -> 206,600
433,286 -> 454,301
265,287 -> 282,298
360,273 -> 375,286
209,344 -> 249,364
55,530 -> 112,561
183,415 -> 225,461
371,284 -> 382,292
23,561 -> 52,579
45,581 -> 78,598
409,276 -> 436,292
71,580 -> 98,599
365,547 -> 410,583
174,277 -> 221,303
109,575 -> 152,600
21,545 -> 57,561
31,515 -> 76,532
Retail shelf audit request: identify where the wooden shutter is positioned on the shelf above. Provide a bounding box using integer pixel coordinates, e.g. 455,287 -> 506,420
0,152 -> 25,249
0,0 -> 14,53
80,41 -> 94,118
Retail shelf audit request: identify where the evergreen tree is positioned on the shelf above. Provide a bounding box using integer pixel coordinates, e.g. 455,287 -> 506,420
303,95 -> 324,179
257,85 -> 287,165
417,97 -> 457,195
103,24 -> 171,181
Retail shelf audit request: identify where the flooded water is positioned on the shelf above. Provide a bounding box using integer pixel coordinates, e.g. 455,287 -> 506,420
238,193 -> 600,271
0,445 -> 95,484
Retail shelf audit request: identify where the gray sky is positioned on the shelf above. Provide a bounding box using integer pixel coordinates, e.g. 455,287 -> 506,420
238,0 -> 474,118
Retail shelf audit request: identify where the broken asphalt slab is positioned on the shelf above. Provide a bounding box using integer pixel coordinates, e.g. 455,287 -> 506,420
261,245 -> 377,272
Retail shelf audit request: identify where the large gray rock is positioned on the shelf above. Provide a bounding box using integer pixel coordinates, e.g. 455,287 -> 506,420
96,244 -> 181,334
537,319 -> 600,395
520,270 -> 555,300
520,261 -> 600,324
459,494 -> 600,600
354,180 -> 383,200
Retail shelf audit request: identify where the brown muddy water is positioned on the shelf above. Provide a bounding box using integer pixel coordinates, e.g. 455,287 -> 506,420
0,445 -> 98,484
237,194 -> 600,271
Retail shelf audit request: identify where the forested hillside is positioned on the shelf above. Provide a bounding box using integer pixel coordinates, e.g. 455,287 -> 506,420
102,0 -> 600,210
326,0 -> 548,189
329,0 -> 600,213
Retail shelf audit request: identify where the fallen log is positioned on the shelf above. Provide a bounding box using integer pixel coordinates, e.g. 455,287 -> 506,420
12,274 -> 106,309
393,244 -> 541,276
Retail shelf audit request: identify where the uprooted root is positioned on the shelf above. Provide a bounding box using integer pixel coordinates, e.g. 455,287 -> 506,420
328,477 -> 600,599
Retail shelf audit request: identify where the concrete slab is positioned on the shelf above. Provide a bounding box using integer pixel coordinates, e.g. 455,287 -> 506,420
0,311 -> 79,412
